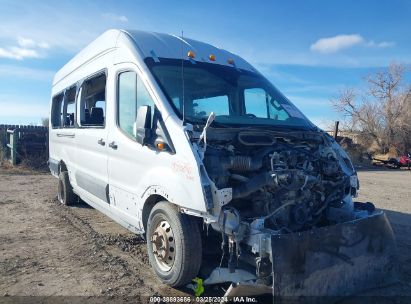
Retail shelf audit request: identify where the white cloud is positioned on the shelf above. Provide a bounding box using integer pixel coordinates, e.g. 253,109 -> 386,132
0,3 -> 102,53
10,47 -> 40,58
38,41 -> 50,49
0,46 -> 40,60
366,40 -> 395,48
310,34 -> 395,54
0,36 -> 53,60
310,34 -> 364,54
102,13 -> 128,23
17,36 -> 50,49
17,37 -> 35,48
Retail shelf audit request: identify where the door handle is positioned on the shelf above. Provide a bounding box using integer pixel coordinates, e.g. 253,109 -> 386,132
109,141 -> 118,149
97,138 -> 105,146
57,133 -> 75,138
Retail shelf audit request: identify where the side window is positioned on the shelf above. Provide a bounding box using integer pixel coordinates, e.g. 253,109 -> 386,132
63,87 -> 77,127
269,99 -> 290,121
118,71 -> 155,138
118,72 -> 137,136
79,73 -> 106,127
244,88 -> 289,120
51,93 -> 64,128
244,88 -> 268,118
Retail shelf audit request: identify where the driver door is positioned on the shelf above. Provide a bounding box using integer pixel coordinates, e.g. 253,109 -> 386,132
107,64 -> 156,232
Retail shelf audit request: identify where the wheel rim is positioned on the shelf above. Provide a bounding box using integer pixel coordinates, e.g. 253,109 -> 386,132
151,220 -> 176,272
58,179 -> 64,204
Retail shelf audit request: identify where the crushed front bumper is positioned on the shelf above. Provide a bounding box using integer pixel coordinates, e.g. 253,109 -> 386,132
270,211 -> 398,297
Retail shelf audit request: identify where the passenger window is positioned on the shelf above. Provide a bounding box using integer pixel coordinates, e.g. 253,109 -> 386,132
79,73 -> 106,127
118,72 -> 137,136
244,88 -> 289,120
63,87 -> 77,127
51,93 -> 64,128
244,88 -> 268,118
118,71 -> 155,138
192,95 -> 229,117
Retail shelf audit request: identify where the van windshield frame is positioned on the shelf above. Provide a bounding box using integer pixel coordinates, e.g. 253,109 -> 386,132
145,58 -> 315,130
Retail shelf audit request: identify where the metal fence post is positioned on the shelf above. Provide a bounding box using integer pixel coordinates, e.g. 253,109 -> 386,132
334,121 -> 340,140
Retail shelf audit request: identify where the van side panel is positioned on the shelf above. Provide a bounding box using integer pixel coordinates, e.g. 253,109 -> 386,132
50,47 -> 114,202
50,30 -> 209,236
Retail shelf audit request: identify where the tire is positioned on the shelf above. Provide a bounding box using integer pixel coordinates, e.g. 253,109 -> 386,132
58,171 -> 77,206
146,201 -> 202,287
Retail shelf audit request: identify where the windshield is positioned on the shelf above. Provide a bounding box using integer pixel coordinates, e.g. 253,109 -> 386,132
145,58 -> 314,129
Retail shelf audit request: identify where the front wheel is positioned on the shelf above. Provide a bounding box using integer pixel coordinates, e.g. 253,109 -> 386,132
146,201 -> 202,287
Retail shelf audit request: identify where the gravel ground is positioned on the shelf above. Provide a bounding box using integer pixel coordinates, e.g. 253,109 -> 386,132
354,169 -> 411,300
0,166 -> 410,302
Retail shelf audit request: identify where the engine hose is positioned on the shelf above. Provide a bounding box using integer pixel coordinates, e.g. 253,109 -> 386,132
262,201 -> 296,221
230,174 -> 250,182
232,172 -> 274,199
224,155 -> 262,172
222,147 -> 274,172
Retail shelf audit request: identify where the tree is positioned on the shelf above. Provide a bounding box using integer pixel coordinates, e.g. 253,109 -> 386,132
332,63 -> 411,154
41,117 -> 49,127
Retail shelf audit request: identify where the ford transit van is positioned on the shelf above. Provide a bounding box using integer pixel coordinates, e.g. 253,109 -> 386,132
49,29 -> 396,297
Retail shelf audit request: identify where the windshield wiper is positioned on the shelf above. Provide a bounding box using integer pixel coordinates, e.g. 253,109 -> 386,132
187,117 -> 233,128
243,124 -> 314,131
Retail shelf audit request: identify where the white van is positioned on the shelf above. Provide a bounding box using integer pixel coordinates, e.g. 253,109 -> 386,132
49,29 -> 396,297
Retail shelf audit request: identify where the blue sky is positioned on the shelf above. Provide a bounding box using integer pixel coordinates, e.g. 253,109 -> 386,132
0,0 -> 410,129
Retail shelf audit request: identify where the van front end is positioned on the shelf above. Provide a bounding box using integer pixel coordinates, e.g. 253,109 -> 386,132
187,124 -> 398,298
140,40 -> 399,297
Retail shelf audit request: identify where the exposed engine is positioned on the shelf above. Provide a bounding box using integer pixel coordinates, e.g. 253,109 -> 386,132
202,129 -> 355,233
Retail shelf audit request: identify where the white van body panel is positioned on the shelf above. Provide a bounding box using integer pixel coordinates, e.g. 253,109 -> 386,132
53,29 -> 120,88
49,29 -> 221,234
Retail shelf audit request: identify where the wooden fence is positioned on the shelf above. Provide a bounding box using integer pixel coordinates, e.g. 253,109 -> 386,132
0,124 -> 48,166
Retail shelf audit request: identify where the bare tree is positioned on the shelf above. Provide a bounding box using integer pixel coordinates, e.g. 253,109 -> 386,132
332,63 -> 411,153
41,117 -> 49,127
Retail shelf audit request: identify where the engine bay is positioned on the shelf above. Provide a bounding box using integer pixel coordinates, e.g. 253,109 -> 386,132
199,127 -> 358,233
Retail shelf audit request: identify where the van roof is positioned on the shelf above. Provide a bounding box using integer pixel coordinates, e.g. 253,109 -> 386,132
126,29 -> 255,70
53,29 -> 256,86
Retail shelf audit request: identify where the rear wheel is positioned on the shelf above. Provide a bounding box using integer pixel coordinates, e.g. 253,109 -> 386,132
146,201 -> 202,287
58,171 -> 77,206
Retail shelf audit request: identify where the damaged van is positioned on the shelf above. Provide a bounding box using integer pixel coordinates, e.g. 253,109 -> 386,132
49,29 -> 397,298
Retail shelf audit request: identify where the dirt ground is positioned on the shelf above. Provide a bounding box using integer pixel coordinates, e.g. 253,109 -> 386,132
0,166 -> 411,302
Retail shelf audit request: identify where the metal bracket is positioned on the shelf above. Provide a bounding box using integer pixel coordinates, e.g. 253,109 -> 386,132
215,188 -> 233,207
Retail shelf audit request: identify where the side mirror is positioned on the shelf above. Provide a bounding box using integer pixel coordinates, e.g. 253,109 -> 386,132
134,105 -> 152,145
